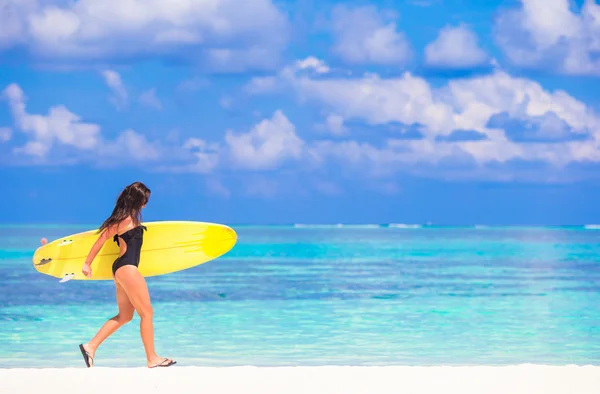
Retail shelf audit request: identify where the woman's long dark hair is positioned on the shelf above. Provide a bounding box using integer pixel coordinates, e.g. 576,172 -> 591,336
98,181 -> 151,233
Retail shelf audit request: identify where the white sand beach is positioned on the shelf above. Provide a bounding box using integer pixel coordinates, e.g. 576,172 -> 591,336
2,365 -> 599,394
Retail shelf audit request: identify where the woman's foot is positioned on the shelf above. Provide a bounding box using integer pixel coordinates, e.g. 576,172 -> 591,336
79,343 -> 95,367
148,356 -> 176,368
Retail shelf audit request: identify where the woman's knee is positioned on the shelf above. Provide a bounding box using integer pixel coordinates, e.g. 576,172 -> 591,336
114,312 -> 134,325
136,305 -> 153,319
120,312 -> 134,324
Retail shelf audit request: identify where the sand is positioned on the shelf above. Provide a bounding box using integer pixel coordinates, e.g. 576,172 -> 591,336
1,365 -> 600,394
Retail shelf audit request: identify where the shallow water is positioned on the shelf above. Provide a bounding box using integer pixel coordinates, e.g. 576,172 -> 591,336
1,225 -> 599,367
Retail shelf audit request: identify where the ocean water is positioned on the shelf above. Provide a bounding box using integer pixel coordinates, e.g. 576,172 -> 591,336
1,224 -> 599,368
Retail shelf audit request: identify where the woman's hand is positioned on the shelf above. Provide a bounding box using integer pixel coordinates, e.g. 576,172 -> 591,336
82,262 -> 93,278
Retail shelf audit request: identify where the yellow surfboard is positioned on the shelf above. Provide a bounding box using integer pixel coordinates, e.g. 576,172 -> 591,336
32,221 -> 237,282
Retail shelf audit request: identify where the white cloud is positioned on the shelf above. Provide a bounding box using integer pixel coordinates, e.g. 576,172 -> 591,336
330,5 -> 412,66
295,57 -> 331,74
97,129 -> 162,162
1,83 -> 307,174
316,114 -> 347,136
101,70 -> 128,110
1,83 -> 168,165
0,0 -> 35,50
494,0 -> 600,76
2,83 -> 101,158
139,88 -> 162,110
425,24 -> 490,68
0,0 -> 289,71
183,138 -> 220,173
169,112 -> 307,174
0,127 -> 12,142
249,57 -> 600,175
294,70 -> 455,138
325,114 -> 347,135
92,129 -> 166,167
225,110 -> 305,170
244,56 -> 329,94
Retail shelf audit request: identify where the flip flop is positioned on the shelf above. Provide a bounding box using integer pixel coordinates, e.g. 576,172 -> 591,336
79,344 -> 94,368
149,358 -> 177,368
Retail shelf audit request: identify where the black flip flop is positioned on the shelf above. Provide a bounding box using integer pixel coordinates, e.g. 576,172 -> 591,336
79,344 -> 94,368
150,358 -> 177,368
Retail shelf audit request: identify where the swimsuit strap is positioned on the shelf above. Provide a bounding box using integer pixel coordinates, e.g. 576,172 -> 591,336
113,225 -> 147,246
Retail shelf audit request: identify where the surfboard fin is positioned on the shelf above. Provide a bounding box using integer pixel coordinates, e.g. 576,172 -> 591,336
60,273 -> 76,283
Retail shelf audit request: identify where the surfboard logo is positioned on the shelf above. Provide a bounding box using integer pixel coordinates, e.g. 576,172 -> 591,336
35,258 -> 53,266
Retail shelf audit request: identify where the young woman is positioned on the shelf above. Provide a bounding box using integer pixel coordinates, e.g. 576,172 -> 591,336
78,181 -> 176,368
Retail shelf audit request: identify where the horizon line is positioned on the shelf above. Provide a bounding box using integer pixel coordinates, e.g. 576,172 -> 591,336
1,223 -> 599,228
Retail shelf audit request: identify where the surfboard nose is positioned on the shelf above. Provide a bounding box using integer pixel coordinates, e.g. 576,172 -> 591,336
210,225 -> 238,256
223,225 -> 237,241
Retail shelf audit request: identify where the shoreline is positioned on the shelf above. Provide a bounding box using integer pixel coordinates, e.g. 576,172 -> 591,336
2,365 -> 600,394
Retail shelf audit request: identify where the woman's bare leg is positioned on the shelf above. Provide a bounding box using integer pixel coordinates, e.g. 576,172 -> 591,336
81,280 -> 134,366
115,265 -> 175,367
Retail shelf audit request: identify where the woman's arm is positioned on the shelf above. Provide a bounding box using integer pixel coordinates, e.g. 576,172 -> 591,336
82,225 -> 118,277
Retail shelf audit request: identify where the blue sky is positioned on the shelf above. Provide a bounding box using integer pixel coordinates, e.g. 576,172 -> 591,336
1,0 -> 600,225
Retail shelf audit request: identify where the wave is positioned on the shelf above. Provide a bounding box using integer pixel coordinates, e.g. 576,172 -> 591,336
292,223 -> 426,229
293,224 -> 382,229
388,224 -> 422,229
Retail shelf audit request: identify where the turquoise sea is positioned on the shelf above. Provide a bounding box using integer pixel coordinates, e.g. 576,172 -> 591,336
1,224 -> 599,368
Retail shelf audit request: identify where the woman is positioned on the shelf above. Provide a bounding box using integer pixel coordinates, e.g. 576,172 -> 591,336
78,181 -> 176,368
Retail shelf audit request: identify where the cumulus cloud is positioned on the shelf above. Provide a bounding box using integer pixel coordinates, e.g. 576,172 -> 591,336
2,83 -> 101,157
494,0 -> 600,76
1,82 -> 307,175
425,24 -> 490,69
0,0 -> 289,71
225,110 -> 305,170
248,57 -> 600,176
330,5 -> 412,66
487,111 -> 591,143
244,56 -> 330,95
323,114 -> 347,135
294,71 -> 455,137
314,113 -> 348,136
0,0 -> 35,50
163,111 -> 308,175
96,129 -> 162,163
2,83 -> 165,164
182,138 -> 220,174
101,70 -> 128,110
295,57 -> 331,74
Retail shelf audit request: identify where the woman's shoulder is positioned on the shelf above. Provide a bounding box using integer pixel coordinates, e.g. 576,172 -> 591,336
116,217 -> 136,231
105,217 -> 133,235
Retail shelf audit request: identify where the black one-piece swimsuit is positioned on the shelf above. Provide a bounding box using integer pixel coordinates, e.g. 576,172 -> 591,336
112,225 -> 147,276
